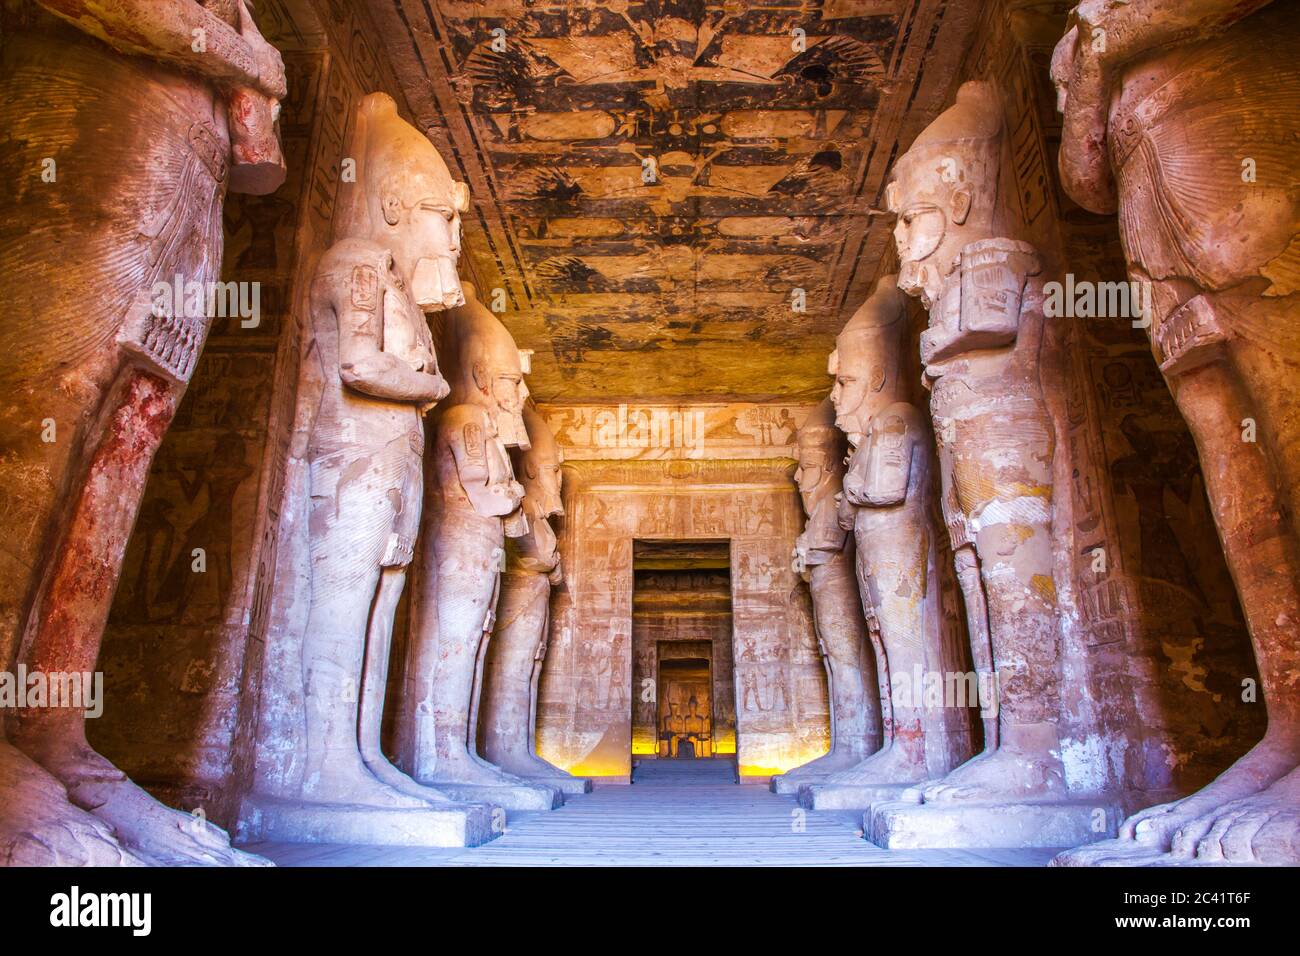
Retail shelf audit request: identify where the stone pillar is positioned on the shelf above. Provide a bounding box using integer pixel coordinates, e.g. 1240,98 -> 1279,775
869,80 -> 1119,849
397,285 -> 561,811
477,404 -> 591,795
800,277 -> 975,812
0,0 -> 285,866
236,91 -> 495,849
1051,0 -> 1300,866
771,399 -> 882,794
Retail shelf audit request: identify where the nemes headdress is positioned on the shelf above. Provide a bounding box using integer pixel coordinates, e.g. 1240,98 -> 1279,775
335,93 -> 469,241
885,81 -> 1004,219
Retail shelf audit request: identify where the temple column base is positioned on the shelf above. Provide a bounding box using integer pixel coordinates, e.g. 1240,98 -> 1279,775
866,799 -> 1119,849
431,782 -> 563,810
527,774 -> 591,796
236,795 -> 498,848
797,782 -> 918,810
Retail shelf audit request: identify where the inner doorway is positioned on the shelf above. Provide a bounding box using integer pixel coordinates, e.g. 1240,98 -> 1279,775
657,652 -> 711,757
630,540 -> 736,764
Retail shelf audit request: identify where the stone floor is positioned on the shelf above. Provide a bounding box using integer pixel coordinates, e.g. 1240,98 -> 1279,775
247,759 -> 1059,867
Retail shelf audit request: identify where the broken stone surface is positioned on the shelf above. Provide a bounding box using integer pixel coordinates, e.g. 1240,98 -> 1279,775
1050,0 -> 1300,866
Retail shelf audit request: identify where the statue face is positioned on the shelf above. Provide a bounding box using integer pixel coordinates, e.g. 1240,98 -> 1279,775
458,293 -> 532,448
358,92 -> 470,312
518,430 -> 564,520
487,361 -> 529,448
402,191 -> 466,312
830,358 -> 888,441
794,447 -> 827,503
888,172 -> 972,309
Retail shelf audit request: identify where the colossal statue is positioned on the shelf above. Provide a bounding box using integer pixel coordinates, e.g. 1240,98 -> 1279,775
887,81 -> 1064,804
477,404 -> 590,795
870,80 -> 1111,849
238,92 -> 494,849
772,399 -> 882,794
1051,0 -> 1300,865
0,0 -> 285,866
398,285 -> 561,811
802,277 -> 969,811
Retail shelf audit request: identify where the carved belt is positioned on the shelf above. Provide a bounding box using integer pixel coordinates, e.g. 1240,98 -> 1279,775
1155,295 -> 1228,376
187,120 -> 229,184
1110,82 -> 1178,169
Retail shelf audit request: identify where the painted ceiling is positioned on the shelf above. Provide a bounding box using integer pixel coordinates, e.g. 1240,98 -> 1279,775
370,0 -> 981,403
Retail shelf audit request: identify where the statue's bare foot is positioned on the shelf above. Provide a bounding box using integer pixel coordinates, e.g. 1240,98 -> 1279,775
1053,737 -> 1300,866
519,753 -> 582,781
778,746 -> 872,784
1165,767 -> 1300,865
26,738 -> 268,866
423,752 -> 537,789
1085,735 -> 1298,861
364,754 -> 463,806
306,757 -> 453,811
822,742 -> 927,787
0,740 -> 145,867
918,747 -> 1065,804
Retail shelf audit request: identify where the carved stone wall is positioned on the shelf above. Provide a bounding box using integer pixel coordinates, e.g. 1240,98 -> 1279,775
537,454 -> 829,782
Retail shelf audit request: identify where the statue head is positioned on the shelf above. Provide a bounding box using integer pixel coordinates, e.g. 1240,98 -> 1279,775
844,402 -> 925,507
794,398 -> 842,514
443,283 -> 532,448
886,81 -> 1005,308
515,403 -> 564,520
337,93 -> 470,311
795,399 -> 850,566
828,275 -> 908,446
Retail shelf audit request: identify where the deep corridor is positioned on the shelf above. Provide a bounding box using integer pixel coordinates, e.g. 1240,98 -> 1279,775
250,760 -> 1057,867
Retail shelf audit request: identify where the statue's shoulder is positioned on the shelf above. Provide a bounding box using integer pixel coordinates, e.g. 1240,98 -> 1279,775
316,237 -> 393,278
438,403 -> 488,430
436,404 -> 495,454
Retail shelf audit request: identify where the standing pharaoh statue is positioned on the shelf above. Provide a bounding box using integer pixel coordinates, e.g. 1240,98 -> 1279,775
885,81 -> 1070,809
1052,0 -> 1300,865
398,285 -> 561,811
772,399 -> 882,794
477,403 -> 590,795
239,92 -> 493,849
803,277 -> 970,811
0,0 -> 285,865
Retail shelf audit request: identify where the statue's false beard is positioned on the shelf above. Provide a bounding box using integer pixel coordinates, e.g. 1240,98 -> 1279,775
412,255 -> 465,310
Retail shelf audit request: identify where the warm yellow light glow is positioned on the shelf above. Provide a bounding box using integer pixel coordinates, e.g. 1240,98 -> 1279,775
567,756 -> 632,778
